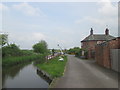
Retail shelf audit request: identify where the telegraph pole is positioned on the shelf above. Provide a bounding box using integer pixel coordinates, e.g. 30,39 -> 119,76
57,44 -> 64,55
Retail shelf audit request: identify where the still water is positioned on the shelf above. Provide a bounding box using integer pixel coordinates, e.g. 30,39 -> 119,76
2,62 -> 49,88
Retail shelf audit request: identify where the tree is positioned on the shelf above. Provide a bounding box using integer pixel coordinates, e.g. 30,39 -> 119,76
2,43 -> 22,57
32,40 -> 48,54
74,48 -> 82,57
67,47 -> 82,56
52,49 -> 55,56
0,34 -> 8,46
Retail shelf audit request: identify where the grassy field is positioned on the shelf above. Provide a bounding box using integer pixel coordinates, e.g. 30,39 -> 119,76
2,54 -> 45,67
37,56 -> 67,78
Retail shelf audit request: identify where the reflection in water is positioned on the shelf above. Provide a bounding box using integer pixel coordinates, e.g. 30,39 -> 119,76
2,62 -> 30,86
2,62 -> 49,88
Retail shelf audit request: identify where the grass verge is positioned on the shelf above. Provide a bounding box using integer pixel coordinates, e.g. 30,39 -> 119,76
37,56 -> 67,78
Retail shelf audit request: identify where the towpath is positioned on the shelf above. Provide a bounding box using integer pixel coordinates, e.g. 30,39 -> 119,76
53,55 -> 118,88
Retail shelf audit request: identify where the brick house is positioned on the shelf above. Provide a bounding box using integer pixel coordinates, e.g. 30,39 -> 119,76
95,37 -> 120,70
81,28 -> 115,59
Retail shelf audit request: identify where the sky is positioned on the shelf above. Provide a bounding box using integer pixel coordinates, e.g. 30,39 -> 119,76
0,0 -> 118,49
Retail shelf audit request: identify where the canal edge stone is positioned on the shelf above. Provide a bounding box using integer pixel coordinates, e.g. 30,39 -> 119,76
37,68 -> 53,84
49,77 -> 60,88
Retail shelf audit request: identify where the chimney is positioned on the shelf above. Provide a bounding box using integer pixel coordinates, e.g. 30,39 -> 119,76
105,28 -> 109,35
90,28 -> 93,35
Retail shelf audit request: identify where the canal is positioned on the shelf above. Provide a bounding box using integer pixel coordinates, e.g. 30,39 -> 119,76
2,62 -> 49,88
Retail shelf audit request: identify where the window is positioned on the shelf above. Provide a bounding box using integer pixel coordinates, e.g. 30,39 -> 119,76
81,43 -> 83,46
97,41 -> 102,44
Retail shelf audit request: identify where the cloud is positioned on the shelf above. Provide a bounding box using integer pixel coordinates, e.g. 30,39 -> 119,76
8,32 -> 47,49
32,32 -> 46,40
12,3 -> 44,16
93,0 -> 118,27
98,0 -> 118,17
20,32 -> 46,41
84,16 -> 117,26
75,20 -> 83,24
75,0 -> 118,34
0,3 -> 9,11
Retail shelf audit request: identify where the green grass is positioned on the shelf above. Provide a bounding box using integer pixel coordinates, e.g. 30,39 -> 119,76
2,54 -> 45,67
37,56 -> 67,78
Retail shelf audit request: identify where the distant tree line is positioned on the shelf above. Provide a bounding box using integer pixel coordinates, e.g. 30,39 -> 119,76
1,34 -> 49,58
67,47 -> 88,59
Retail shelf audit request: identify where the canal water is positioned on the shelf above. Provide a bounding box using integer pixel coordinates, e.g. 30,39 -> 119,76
2,62 -> 49,88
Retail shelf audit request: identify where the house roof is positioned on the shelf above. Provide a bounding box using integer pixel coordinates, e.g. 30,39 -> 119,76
81,34 -> 115,42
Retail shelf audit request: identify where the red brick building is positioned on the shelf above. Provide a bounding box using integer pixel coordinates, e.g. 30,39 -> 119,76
95,37 -> 120,69
81,28 -> 115,59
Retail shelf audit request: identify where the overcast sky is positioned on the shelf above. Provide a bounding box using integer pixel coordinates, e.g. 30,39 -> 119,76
0,0 -> 118,49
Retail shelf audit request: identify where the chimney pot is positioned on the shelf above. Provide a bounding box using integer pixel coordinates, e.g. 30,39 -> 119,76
90,28 -> 93,35
105,28 -> 109,35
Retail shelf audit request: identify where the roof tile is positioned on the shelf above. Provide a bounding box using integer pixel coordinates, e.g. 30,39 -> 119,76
81,34 -> 115,42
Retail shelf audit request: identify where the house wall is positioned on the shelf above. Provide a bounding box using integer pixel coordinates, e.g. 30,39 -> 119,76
109,38 -> 120,49
81,40 -> 105,59
103,44 -> 111,68
81,41 -> 97,50
95,44 -> 104,66
95,37 -> 120,69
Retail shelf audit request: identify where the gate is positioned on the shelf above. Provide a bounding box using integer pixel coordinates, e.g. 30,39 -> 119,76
110,49 -> 120,72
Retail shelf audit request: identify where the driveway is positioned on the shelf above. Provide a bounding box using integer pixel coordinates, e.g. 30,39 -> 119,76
53,55 -> 118,88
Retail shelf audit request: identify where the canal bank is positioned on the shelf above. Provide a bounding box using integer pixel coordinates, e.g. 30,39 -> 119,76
36,55 -> 68,88
49,57 -> 68,88
2,55 -> 68,89
37,68 -> 53,84
2,62 -> 49,88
